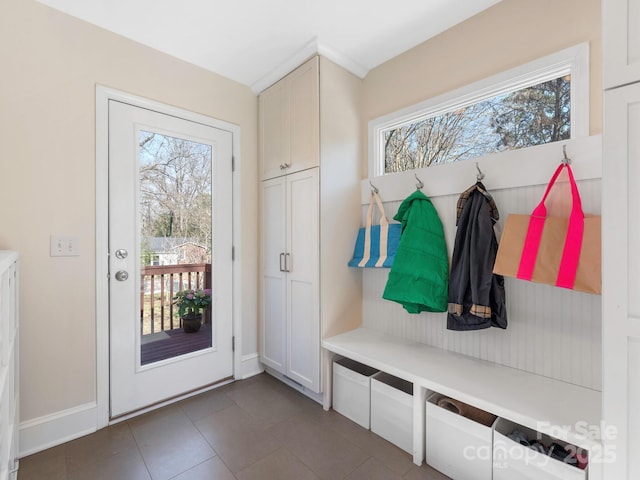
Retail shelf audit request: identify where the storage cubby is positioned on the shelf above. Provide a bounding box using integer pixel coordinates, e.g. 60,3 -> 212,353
426,393 -> 496,480
332,357 -> 379,428
493,417 -> 588,480
370,372 -> 413,453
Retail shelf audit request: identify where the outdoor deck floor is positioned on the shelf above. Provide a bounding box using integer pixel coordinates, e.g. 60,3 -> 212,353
141,324 -> 212,365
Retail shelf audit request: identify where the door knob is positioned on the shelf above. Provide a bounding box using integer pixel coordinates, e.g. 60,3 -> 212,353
115,270 -> 129,281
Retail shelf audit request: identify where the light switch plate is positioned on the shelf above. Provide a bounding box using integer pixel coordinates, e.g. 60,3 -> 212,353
50,235 -> 79,256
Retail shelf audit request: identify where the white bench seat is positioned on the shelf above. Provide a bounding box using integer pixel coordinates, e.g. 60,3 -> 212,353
322,327 -> 602,473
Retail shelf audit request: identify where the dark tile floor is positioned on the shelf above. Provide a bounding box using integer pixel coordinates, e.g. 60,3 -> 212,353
18,373 -> 451,480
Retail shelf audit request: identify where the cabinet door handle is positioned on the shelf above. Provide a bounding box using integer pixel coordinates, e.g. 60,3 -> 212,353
285,253 -> 291,272
279,163 -> 290,170
279,253 -> 285,272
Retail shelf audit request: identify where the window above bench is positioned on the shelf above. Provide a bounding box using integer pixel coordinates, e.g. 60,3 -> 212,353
368,43 -> 590,178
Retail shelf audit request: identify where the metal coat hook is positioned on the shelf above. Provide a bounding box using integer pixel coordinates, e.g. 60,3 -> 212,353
414,173 -> 424,190
369,181 -> 379,194
476,162 -> 485,181
562,144 -> 571,165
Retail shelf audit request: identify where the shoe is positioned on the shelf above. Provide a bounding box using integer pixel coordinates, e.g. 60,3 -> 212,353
507,429 -> 530,446
548,442 -> 578,466
529,440 -> 547,454
574,448 -> 589,469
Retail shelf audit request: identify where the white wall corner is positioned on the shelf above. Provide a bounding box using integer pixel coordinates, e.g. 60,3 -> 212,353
239,353 -> 264,379
19,402 -> 98,458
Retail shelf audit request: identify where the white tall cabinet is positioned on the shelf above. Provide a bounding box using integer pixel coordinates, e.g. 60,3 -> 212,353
261,169 -> 320,391
0,251 -> 18,480
602,1 -> 640,478
259,56 -> 363,397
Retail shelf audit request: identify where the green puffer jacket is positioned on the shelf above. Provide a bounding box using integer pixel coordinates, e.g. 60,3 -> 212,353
382,190 -> 449,313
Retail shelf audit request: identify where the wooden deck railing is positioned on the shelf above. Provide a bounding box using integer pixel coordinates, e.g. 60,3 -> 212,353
140,263 -> 212,335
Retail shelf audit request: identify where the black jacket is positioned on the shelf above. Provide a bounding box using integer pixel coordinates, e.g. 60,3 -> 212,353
447,183 -> 507,331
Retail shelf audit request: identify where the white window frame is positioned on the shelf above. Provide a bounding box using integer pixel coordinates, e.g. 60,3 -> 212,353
368,43 -> 590,177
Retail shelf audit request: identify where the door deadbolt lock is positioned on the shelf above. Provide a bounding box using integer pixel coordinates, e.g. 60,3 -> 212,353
115,249 -> 128,259
115,270 -> 129,281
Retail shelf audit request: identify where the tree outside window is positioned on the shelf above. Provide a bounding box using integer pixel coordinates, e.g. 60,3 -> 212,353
383,75 -> 571,173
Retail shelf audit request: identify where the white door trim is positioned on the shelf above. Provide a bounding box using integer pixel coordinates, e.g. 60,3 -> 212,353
95,85 -> 242,428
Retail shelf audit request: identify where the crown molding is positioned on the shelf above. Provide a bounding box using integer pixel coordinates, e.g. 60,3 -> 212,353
250,37 -> 368,93
316,42 -> 368,79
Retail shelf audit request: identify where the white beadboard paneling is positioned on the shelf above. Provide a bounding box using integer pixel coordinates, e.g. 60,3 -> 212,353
362,179 -> 602,391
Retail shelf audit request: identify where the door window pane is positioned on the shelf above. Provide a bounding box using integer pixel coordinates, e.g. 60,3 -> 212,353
138,130 -> 213,365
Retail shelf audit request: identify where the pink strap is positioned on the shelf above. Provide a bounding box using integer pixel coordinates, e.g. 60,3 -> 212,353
517,164 -> 585,289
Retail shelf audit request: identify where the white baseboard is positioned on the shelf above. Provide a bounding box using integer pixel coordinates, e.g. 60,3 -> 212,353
19,402 -> 98,457
19,356 -> 263,457
239,353 -> 264,379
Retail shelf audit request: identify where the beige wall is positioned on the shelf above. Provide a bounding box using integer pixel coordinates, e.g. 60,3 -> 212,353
0,0 -> 258,421
362,0 -> 602,175
0,0 -> 602,430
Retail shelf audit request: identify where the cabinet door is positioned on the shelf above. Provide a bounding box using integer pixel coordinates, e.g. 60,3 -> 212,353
259,80 -> 289,180
260,177 -> 287,373
286,168 -> 320,392
287,57 -> 319,175
258,57 -> 319,180
603,83 -> 640,480
604,0 -> 640,88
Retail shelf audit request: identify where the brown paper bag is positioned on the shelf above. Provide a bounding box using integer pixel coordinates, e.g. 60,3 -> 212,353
493,163 -> 601,295
493,214 -> 601,294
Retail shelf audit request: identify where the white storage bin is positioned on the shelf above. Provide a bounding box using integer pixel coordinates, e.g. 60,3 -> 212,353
332,357 -> 379,428
370,372 -> 413,453
493,418 -> 587,480
426,394 -> 496,480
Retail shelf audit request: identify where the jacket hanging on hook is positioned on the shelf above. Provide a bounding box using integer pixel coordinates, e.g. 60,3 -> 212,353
447,182 -> 507,331
382,190 -> 449,313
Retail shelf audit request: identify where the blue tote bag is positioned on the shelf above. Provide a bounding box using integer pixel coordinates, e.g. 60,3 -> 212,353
349,191 -> 401,268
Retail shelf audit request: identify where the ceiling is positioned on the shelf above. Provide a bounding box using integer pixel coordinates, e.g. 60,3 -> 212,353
36,0 -> 502,93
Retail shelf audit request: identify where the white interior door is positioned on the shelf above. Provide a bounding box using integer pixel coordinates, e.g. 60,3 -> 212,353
108,100 -> 233,418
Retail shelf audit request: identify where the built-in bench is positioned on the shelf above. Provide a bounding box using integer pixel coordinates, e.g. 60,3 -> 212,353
322,327 -> 603,478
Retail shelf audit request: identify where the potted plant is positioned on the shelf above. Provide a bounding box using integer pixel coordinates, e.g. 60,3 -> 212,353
172,288 -> 212,333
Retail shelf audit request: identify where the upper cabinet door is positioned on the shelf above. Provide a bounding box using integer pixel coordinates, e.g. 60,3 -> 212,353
259,56 -> 319,180
604,0 -> 640,89
259,79 -> 289,180
288,57 -> 319,175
